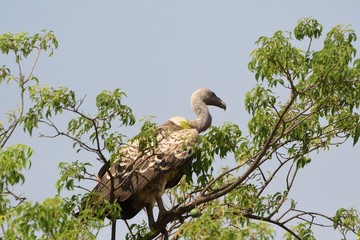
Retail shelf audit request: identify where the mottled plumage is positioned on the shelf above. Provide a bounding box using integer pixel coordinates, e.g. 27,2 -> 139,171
91,88 -> 226,226
93,128 -> 198,219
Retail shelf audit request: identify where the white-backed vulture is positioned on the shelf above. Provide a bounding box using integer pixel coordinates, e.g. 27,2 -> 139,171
92,88 -> 226,227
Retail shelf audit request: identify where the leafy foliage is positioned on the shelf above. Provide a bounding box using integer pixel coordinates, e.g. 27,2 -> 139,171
190,123 -> 243,185
0,144 -> 32,219
0,144 -> 32,186
0,30 -> 57,63
3,196 -> 101,239
283,223 -> 316,240
177,200 -> 274,240
333,208 -> 360,238
1,18 -> 360,240
56,161 -> 92,193
0,30 -> 131,239
167,17 -> 360,240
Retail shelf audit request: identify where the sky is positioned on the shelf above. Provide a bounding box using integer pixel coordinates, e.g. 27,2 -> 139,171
1,1 -> 360,239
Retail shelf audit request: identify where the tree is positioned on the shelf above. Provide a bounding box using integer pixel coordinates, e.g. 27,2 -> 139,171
1,18 -> 360,240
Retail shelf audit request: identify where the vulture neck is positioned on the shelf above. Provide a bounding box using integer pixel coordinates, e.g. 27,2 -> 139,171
191,98 -> 212,133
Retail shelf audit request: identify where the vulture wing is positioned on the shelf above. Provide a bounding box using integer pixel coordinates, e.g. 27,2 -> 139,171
93,128 -> 199,204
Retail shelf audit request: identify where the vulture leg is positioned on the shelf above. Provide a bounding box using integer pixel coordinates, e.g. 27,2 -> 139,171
156,196 -> 168,219
146,204 -> 156,229
156,196 -> 170,239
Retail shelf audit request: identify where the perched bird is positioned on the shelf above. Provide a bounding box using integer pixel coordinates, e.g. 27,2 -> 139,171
91,88 -> 226,227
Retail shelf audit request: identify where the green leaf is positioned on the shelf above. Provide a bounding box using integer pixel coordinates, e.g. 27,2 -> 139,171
353,125 -> 360,146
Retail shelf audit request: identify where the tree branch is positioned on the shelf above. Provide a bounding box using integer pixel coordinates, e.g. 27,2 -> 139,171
243,213 -> 302,240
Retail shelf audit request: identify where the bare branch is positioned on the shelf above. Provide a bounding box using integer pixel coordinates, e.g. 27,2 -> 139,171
38,119 -> 99,153
24,47 -> 42,84
282,209 -> 335,226
4,187 -> 26,205
244,213 -> 302,240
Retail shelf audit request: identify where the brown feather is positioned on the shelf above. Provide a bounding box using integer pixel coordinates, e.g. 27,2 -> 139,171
89,88 -> 226,221
92,127 -> 198,219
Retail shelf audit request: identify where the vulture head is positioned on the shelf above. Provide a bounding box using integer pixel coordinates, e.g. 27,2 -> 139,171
190,88 -> 226,133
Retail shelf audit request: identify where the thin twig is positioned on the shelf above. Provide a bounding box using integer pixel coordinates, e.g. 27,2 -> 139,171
243,213 -> 302,240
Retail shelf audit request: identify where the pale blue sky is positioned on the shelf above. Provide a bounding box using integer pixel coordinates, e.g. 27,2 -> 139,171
1,1 -> 360,239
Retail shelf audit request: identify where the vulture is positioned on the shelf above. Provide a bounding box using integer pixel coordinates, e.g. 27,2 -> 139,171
91,88 -> 226,228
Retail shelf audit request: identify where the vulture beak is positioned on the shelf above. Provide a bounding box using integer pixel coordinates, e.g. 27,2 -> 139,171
218,98 -> 227,111
214,97 -> 226,110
